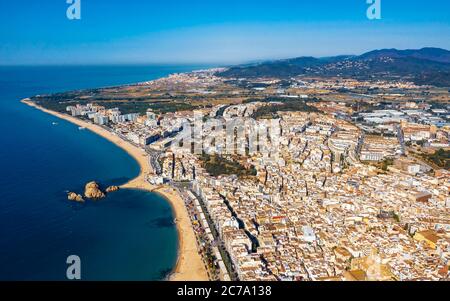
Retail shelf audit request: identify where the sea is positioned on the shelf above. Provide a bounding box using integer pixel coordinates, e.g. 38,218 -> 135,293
0,65 -> 208,280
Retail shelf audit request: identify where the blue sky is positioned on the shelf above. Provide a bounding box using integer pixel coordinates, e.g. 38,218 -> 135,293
0,0 -> 449,65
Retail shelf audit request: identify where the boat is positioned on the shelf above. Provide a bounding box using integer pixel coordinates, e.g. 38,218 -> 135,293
78,126 -> 86,130
52,122 -> 58,125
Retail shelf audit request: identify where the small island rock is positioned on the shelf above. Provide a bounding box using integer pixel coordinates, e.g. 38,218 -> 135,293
84,181 -> 106,199
68,192 -> 84,203
106,186 -> 120,193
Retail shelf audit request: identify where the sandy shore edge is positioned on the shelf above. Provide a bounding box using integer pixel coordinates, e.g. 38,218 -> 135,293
22,99 -> 208,281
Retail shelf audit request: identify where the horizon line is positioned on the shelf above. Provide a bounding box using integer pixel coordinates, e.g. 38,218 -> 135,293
1,46 -> 448,68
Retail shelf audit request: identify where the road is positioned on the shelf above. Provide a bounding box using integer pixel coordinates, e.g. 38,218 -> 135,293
396,124 -> 406,155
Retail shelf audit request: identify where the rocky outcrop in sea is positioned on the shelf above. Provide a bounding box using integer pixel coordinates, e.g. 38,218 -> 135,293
106,185 -> 120,193
67,192 -> 84,203
67,181 -> 121,202
84,181 -> 106,199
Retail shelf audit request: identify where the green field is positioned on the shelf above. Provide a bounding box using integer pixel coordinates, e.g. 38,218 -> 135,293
199,154 -> 257,177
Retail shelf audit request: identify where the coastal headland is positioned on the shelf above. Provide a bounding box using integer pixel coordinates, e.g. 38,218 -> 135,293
22,99 -> 208,281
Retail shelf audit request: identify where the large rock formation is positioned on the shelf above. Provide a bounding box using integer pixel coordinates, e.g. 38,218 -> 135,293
106,186 -> 120,193
68,192 -> 84,203
84,181 -> 106,199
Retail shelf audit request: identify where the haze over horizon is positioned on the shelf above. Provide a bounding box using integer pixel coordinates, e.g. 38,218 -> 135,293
1,0 -> 449,65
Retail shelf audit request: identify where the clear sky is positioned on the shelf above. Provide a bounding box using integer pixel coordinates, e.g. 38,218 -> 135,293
0,0 -> 449,65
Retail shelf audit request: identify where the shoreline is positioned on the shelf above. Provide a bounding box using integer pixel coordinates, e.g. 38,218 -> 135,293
22,99 -> 208,281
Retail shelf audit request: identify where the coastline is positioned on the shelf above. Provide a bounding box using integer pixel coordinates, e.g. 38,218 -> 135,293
21,99 -> 208,281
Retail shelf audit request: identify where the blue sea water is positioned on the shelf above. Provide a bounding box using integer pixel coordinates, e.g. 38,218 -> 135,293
0,65 -> 208,280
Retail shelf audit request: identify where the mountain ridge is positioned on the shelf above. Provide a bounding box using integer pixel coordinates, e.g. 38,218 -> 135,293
218,48 -> 450,87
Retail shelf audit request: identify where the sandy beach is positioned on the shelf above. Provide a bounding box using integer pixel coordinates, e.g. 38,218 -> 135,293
22,99 -> 208,281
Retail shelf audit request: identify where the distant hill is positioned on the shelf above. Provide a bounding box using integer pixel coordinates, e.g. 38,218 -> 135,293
218,48 -> 450,87
359,48 -> 450,63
